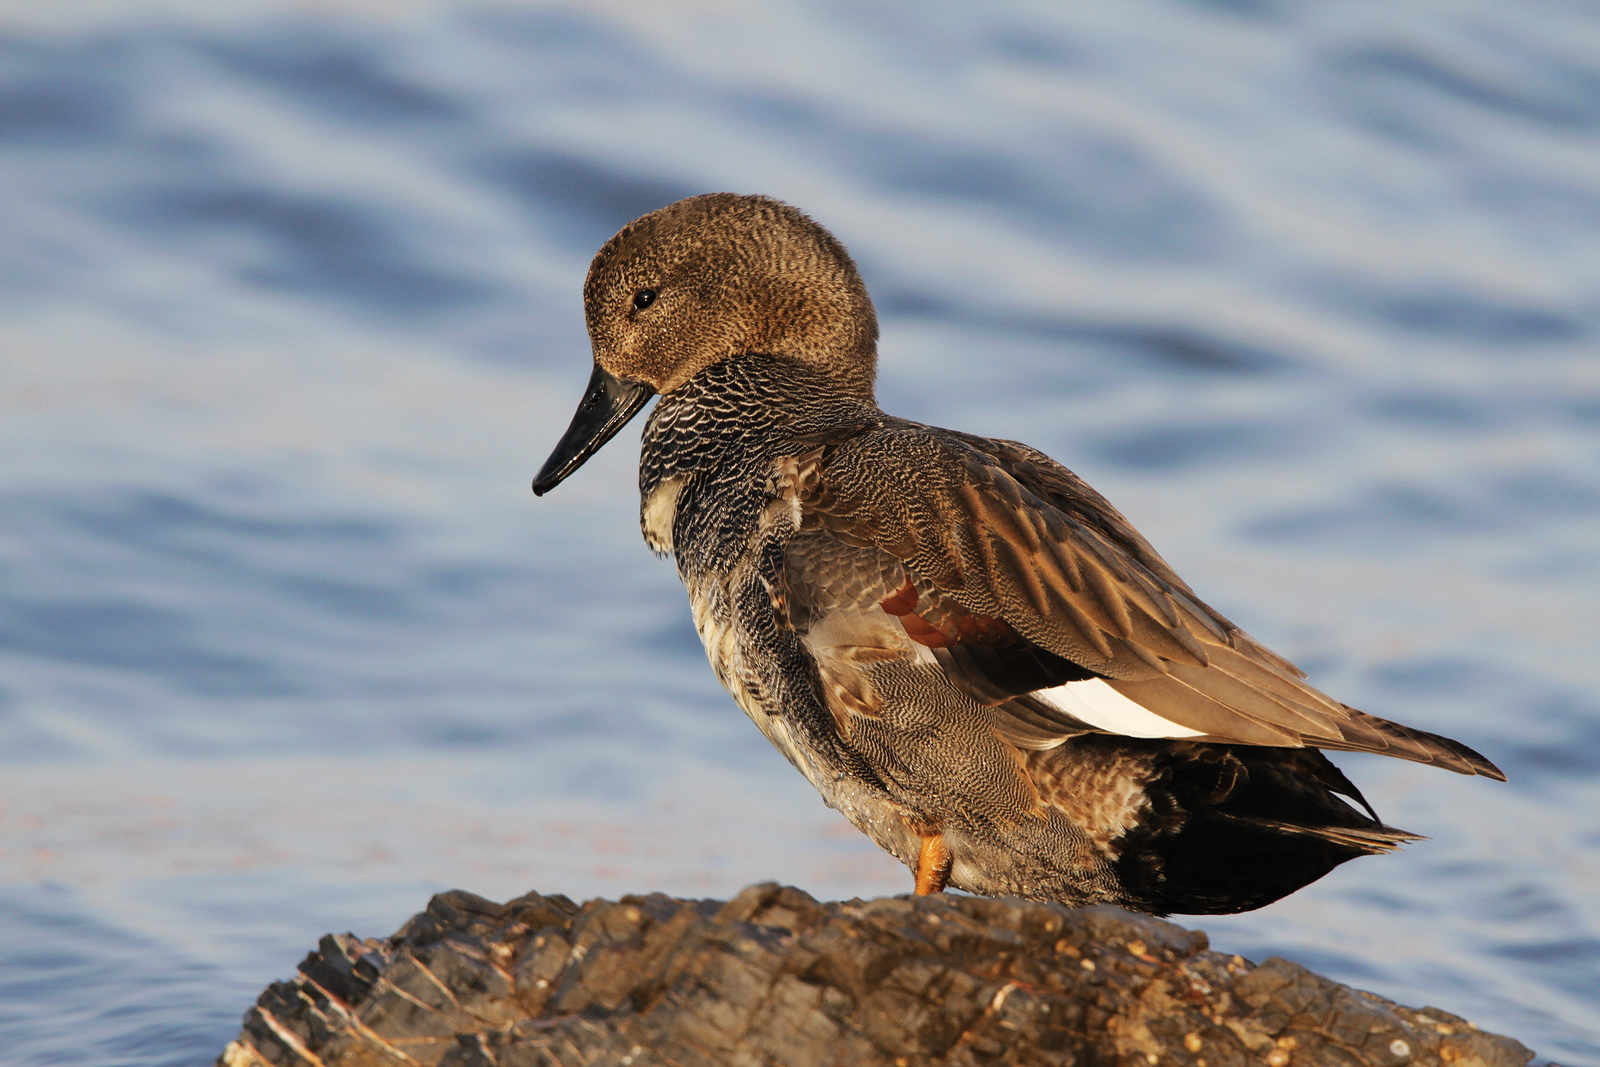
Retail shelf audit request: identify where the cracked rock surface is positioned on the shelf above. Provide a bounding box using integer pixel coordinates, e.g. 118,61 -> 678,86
218,884 -> 1534,1067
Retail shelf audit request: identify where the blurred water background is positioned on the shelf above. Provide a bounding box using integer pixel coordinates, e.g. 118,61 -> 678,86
2,1 -> 1597,1062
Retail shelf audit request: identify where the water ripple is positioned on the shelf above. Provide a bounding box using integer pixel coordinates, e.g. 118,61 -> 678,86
2,3 -> 1596,1064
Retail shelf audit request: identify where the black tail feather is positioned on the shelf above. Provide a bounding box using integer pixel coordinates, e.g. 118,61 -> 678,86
1114,744 -> 1414,915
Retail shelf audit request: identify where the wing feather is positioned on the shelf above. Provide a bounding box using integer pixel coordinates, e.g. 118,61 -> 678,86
776,424 -> 1504,780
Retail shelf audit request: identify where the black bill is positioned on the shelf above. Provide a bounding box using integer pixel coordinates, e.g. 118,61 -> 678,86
532,363 -> 655,496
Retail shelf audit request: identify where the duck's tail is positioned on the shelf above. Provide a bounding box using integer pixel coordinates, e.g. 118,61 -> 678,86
1112,742 -> 1420,916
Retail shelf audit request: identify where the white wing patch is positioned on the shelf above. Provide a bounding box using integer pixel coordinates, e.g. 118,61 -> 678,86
1034,678 -> 1204,739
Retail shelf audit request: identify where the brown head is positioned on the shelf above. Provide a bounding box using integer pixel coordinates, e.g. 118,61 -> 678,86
533,194 -> 878,494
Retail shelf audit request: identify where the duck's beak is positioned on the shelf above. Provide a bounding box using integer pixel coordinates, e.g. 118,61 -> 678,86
532,363 -> 655,496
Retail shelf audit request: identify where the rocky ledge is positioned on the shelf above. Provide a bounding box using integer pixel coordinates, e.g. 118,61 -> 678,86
219,884 -> 1533,1067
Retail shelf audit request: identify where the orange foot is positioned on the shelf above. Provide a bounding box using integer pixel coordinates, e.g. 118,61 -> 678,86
914,832 -> 953,895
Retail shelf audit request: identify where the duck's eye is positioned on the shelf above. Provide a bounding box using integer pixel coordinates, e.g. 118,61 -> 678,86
632,288 -> 658,311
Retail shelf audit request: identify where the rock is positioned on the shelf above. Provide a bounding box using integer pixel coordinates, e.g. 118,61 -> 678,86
218,884 -> 1534,1067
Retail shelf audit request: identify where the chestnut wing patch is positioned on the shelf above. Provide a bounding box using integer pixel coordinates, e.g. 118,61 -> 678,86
878,577 -> 1095,702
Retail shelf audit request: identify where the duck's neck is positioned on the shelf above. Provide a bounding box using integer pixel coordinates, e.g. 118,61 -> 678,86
637,354 -> 878,570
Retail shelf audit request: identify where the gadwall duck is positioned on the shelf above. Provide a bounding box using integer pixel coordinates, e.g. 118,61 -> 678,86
533,193 -> 1503,915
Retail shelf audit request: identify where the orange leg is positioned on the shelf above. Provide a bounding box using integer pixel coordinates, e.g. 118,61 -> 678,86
914,833 -> 953,895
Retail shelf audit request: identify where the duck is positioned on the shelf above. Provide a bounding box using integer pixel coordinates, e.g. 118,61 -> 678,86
531,193 -> 1504,915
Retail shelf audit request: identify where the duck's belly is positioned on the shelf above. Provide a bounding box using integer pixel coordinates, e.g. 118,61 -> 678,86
687,580 -> 802,764
684,574 -> 924,871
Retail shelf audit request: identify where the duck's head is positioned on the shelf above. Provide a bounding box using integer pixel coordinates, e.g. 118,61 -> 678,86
532,193 -> 878,495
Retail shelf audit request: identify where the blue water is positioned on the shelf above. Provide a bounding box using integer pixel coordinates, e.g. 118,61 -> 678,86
2,3 -> 1597,1063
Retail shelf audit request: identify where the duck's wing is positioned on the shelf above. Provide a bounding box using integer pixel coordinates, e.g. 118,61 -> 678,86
776,424 -> 1504,780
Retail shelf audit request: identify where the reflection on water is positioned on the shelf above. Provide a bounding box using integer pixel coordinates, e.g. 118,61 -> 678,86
1,3 -> 1596,1064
